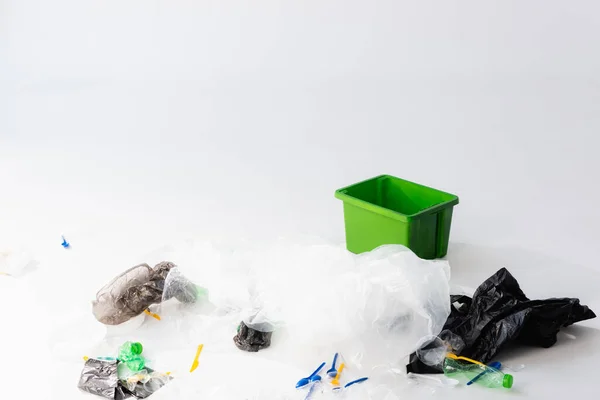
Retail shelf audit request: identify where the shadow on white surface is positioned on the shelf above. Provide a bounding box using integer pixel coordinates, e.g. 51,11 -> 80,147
447,242 -> 600,304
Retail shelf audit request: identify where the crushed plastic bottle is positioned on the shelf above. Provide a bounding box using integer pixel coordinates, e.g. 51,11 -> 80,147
443,356 -> 513,389
118,341 -> 145,372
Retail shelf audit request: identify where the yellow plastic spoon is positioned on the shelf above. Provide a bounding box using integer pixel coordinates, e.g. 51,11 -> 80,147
331,363 -> 345,386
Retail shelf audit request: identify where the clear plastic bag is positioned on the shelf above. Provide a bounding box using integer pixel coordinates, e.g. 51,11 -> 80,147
219,241 -> 451,370
0,250 -> 37,277
161,267 -> 208,308
335,245 -> 451,370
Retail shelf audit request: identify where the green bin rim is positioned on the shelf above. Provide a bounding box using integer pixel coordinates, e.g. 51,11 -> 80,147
334,174 -> 459,222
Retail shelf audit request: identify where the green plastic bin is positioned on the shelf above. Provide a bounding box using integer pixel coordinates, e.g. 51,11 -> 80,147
335,175 -> 459,259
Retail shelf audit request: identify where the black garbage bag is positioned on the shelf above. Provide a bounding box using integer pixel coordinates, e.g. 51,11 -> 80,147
407,267 -> 596,373
233,321 -> 273,352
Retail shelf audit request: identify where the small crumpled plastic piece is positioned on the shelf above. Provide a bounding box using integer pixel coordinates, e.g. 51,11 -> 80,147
93,262 -> 200,325
0,250 -> 37,277
78,358 -> 120,399
120,368 -> 173,399
161,266 -> 207,305
233,321 -> 273,352
407,267 -> 596,373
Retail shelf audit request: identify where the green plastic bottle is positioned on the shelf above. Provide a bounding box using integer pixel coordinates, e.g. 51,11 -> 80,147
118,341 -> 145,372
443,357 -> 513,388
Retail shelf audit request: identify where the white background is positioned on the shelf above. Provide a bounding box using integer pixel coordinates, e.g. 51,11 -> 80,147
1,0 -> 600,399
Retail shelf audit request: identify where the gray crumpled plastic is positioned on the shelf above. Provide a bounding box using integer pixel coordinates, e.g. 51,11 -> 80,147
78,359 -> 120,399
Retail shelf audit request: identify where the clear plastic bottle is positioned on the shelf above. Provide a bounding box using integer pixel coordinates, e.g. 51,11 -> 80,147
443,357 -> 513,388
118,341 -> 145,372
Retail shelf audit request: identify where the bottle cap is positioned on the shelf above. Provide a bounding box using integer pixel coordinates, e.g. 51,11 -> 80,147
131,342 -> 143,355
503,374 -> 513,388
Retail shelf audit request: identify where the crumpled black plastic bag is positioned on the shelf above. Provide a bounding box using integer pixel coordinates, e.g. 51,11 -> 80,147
407,267 -> 596,373
233,321 -> 273,352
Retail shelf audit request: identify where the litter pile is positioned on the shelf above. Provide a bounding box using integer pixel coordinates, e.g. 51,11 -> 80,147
6,175 -> 596,399
75,241 -> 453,398
408,267 -> 596,375
79,342 -> 172,399
68,239 -> 597,398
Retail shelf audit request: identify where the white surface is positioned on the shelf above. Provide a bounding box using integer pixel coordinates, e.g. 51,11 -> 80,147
1,0 -> 600,398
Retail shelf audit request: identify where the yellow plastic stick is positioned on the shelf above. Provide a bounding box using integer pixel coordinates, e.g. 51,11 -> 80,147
189,344 -> 204,373
0,272 -> 10,276
144,309 -> 161,321
446,353 -> 486,367
331,362 -> 345,386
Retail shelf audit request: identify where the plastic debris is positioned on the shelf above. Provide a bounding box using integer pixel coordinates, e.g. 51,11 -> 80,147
92,262 -> 203,325
444,353 -> 513,388
408,267 -> 596,374
189,344 -> 204,373
296,362 -> 326,389
331,362 -> 345,387
77,240 -> 452,398
233,321 -> 273,352
467,361 -> 501,385
143,309 -> 161,321
79,344 -> 172,400
118,342 -> 145,373
84,356 -> 118,362
0,250 -> 37,277
78,358 -> 120,399
343,377 -> 368,389
161,266 -> 208,305
123,368 -> 172,399
61,235 -> 70,248
326,353 -> 339,377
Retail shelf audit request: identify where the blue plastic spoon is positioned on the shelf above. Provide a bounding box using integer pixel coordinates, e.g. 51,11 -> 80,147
333,377 -> 369,391
327,353 -> 339,377
296,362 -> 326,389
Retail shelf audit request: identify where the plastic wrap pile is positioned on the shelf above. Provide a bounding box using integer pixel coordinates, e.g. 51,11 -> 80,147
135,239 -> 452,399
43,239 -> 451,399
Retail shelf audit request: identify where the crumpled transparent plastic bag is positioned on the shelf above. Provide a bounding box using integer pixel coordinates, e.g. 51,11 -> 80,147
161,267 -> 208,308
0,250 -> 37,277
93,262 -> 185,325
210,241 -> 451,370
335,245 -> 451,369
